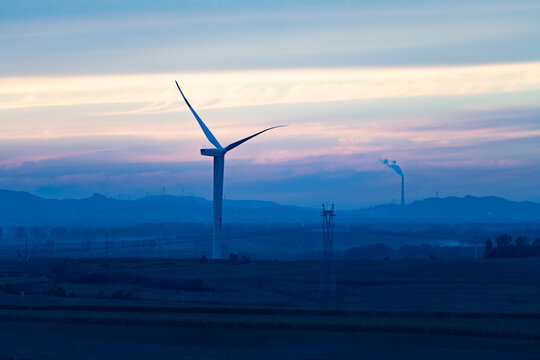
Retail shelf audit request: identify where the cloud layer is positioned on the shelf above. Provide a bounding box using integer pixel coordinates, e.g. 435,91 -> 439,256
1,1 -> 540,206
2,62 -> 540,112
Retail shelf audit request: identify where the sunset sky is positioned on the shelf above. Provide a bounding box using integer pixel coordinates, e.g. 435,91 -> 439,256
1,0 -> 540,208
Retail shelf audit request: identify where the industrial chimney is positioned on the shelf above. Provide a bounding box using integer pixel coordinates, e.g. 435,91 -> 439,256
381,158 -> 405,211
401,176 -> 405,208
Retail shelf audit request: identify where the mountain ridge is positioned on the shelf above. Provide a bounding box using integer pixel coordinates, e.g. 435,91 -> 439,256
0,189 -> 538,225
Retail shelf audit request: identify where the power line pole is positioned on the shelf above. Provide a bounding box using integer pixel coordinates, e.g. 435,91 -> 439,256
319,203 -> 336,296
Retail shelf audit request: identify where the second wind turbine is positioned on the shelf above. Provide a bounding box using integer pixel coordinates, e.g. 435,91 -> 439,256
175,81 -> 285,259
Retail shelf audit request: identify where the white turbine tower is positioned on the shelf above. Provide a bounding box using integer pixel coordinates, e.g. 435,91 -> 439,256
175,81 -> 285,259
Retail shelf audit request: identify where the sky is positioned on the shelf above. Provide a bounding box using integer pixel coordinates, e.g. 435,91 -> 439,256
1,0 -> 540,208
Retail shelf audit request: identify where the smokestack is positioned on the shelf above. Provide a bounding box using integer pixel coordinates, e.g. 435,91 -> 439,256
401,176 -> 404,208
381,158 -> 405,209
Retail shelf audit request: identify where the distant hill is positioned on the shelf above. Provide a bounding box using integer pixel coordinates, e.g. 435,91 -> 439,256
0,190 -> 317,226
0,190 -> 538,226
352,195 -> 540,222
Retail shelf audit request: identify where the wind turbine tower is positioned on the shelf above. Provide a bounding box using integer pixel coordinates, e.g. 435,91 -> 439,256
175,81 -> 285,259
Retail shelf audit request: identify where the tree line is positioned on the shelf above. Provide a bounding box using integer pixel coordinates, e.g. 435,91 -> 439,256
485,234 -> 540,258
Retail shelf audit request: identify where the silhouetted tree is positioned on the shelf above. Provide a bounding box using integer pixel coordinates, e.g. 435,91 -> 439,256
484,239 -> 493,258
515,235 -> 529,248
532,238 -> 540,257
229,253 -> 239,264
495,234 -> 514,257
515,236 -> 530,257
488,234 -> 540,258
496,233 -> 512,248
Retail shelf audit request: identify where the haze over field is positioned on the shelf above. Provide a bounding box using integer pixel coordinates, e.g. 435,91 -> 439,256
1,0 -> 540,208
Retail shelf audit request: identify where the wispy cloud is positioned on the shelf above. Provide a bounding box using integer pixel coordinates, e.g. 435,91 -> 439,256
2,62 -> 540,112
0,148 -> 119,170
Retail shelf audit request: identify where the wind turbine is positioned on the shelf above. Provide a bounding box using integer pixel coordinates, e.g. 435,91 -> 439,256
175,81 -> 285,259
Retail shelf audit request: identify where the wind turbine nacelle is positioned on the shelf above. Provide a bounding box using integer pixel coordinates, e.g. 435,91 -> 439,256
201,148 -> 226,157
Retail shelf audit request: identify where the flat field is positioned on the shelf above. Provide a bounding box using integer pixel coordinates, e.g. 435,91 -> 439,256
1,257 -> 540,359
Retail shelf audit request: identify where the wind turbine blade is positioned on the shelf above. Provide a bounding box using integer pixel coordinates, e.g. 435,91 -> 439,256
175,81 -> 222,149
225,125 -> 287,153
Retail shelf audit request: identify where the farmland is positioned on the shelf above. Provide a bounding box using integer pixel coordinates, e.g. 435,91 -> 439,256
2,257 -> 540,359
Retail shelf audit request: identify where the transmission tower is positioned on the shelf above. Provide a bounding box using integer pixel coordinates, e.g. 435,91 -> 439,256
319,203 -> 336,295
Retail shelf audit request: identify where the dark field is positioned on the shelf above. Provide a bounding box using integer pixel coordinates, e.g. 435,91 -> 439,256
2,258 -> 540,359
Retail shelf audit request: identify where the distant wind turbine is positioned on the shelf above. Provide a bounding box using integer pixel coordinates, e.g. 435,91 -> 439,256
175,81 -> 286,259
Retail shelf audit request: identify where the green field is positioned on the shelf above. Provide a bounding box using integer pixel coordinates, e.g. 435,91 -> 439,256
1,258 -> 540,359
